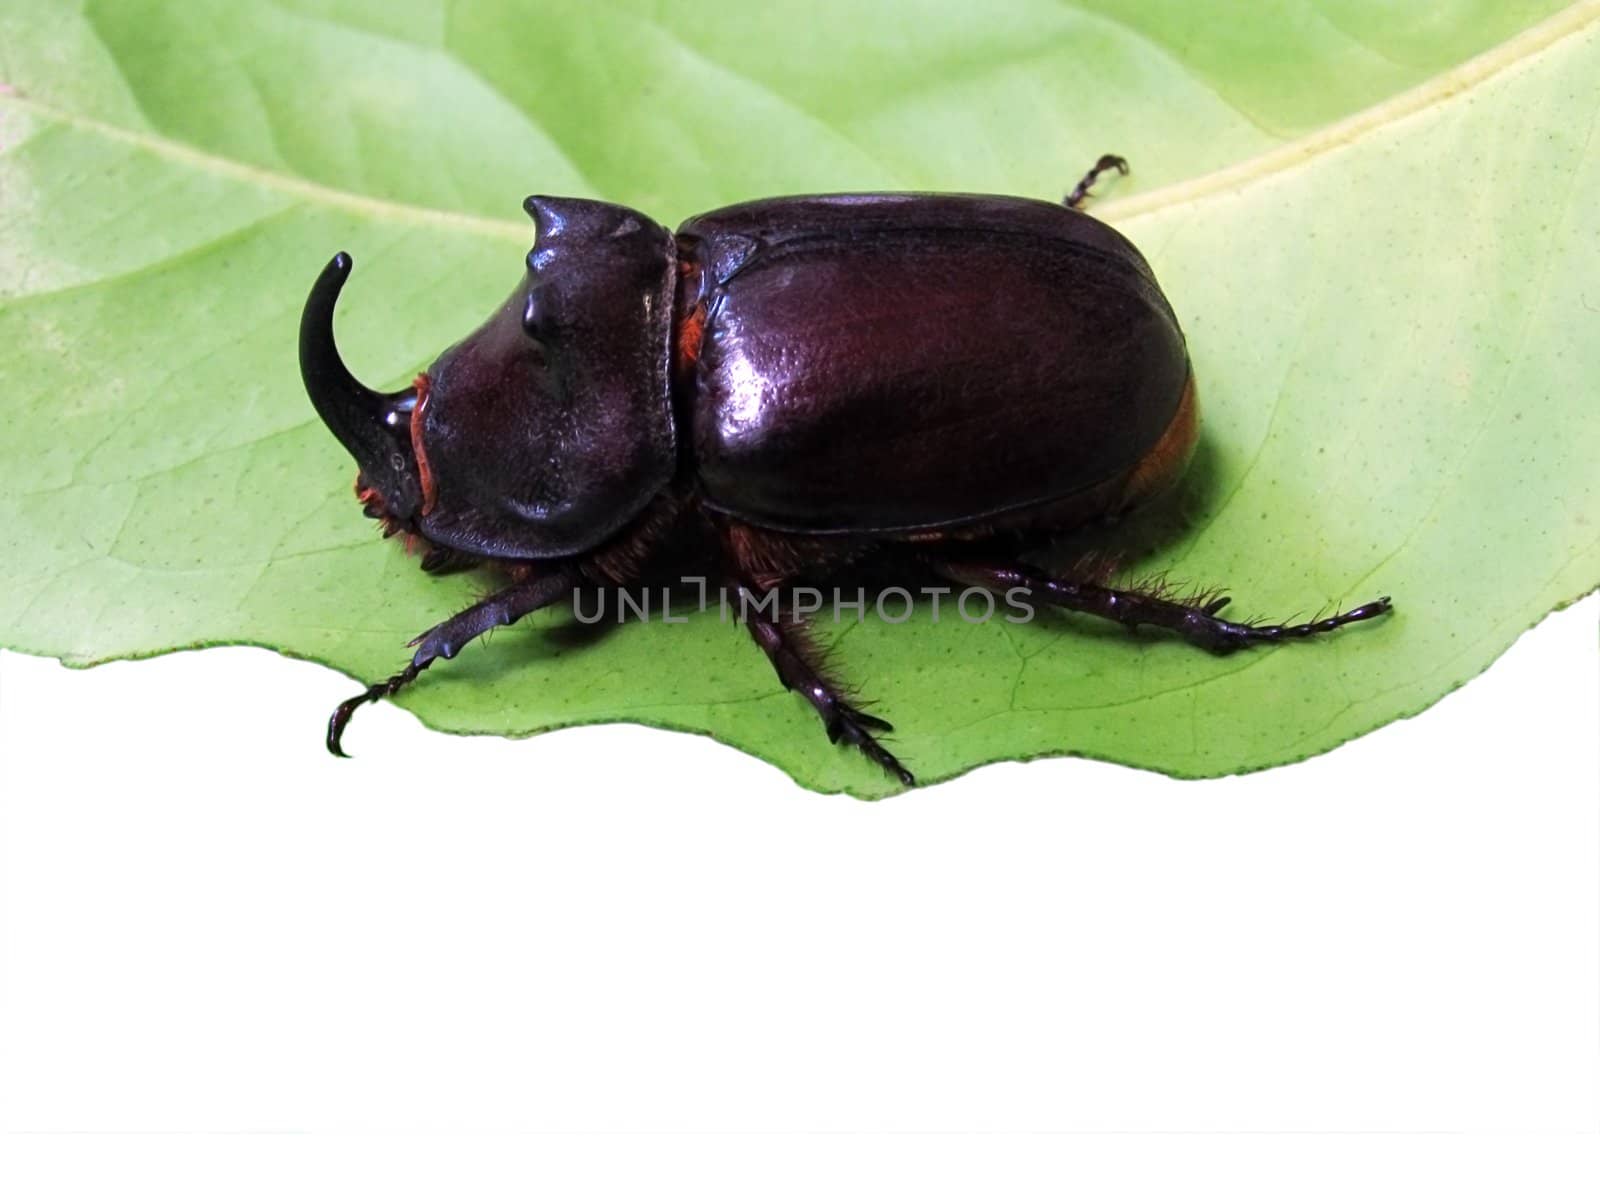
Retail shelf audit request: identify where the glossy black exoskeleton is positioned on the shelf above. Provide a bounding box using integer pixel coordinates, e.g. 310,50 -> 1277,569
301,156 -> 1390,785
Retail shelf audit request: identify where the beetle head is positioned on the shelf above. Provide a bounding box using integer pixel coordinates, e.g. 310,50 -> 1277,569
300,197 -> 678,561
299,252 -> 425,523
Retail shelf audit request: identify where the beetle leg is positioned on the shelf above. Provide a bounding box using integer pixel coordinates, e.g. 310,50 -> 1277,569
419,545 -> 480,575
326,568 -> 580,756
735,583 -> 914,787
1064,154 -> 1130,210
935,561 -> 1391,655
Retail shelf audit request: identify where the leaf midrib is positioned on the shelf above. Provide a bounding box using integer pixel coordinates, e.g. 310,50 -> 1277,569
0,90 -> 529,242
3,0 -> 1596,243
1104,0 -> 1600,221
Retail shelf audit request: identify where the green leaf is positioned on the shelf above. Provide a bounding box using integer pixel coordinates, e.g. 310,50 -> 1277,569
2,0 -> 1596,797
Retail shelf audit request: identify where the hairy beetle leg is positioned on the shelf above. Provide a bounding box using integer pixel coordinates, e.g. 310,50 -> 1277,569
420,545 -> 479,575
937,561 -> 1392,655
737,583 -> 915,787
405,569 -> 580,664
325,569 -> 580,757
1065,154 -> 1130,210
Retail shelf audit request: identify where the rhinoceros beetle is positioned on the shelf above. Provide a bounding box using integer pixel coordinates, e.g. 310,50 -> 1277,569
301,155 -> 1390,785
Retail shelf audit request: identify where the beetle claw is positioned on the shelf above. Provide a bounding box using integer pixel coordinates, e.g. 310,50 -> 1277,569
326,693 -> 370,757
827,705 -> 913,786
324,661 -> 428,757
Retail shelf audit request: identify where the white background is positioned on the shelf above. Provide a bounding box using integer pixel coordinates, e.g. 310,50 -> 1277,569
2,594 -> 1596,1196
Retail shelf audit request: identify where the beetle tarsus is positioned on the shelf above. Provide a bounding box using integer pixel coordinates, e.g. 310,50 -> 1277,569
1185,594 -> 1395,652
738,583 -> 915,787
326,661 -> 426,757
936,561 -> 1392,656
1065,153 -> 1130,210
326,571 -> 580,757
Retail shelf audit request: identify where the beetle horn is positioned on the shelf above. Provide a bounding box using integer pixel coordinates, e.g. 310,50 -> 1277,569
300,253 -> 423,516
